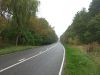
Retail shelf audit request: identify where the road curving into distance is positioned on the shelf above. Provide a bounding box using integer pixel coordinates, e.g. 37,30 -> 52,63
0,42 -> 65,75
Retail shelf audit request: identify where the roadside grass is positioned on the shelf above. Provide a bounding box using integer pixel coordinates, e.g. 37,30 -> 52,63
64,45 -> 100,75
88,47 -> 100,65
0,46 -> 35,56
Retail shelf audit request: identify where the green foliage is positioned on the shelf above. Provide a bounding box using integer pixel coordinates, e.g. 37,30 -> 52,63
72,9 -> 89,43
61,0 -> 100,45
87,14 -> 100,43
89,0 -> 100,17
10,0 -> 39,46
61,9 -> 89,44
30,17 -> 58,45
0,0 -> 57,47
0,16 -> 8,33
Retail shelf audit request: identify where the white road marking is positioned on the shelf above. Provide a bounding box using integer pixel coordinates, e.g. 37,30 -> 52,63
19,58 -> 26,62
58,44 -> 65,75
39,51 -> 42,54
0,44 -> 57,73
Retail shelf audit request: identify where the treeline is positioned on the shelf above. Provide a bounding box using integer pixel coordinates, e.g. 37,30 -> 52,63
0,0 -> 58,47
61,0 -> 100,51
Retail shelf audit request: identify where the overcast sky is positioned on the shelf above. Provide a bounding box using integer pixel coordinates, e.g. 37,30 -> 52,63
37,0 -> 92,37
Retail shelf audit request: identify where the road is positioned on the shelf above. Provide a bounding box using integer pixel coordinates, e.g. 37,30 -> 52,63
0,42 -> 65,75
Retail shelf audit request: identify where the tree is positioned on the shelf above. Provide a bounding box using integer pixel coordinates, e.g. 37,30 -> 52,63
0,0 -> 57,46
61,0 -> 100,52
89,0 -> 100,17
9,0 -> 39,46
71,9 -> 90,44
0,16 -> 8,33
0,16 -> 9,47
30,17 -> 58,45
86,13 -> 100,43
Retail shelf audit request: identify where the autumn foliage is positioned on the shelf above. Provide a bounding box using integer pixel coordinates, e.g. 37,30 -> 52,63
0,0 -> 58,47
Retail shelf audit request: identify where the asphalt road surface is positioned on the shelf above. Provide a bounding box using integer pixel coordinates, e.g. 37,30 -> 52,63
0,42 -> 65,75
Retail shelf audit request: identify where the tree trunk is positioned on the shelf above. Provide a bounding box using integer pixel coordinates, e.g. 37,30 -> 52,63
16,35 -> 19,46
0,36 -> 3,47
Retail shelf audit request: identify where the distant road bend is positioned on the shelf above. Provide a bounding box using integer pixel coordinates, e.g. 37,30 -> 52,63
0,42 -> 65,75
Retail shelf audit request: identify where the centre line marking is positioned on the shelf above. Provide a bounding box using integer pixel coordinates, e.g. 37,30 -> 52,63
0,44 -> 57,73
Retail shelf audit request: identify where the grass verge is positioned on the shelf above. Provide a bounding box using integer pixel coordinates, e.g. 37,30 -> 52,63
64,45 -> 100,75
0,46 -> 35,56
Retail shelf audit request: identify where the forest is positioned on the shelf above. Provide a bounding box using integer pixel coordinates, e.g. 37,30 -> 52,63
61,0 -> 100,51
0,0 -> 58,48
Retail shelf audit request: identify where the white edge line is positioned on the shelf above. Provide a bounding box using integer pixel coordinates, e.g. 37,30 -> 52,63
58,44 -> 65,75
0,44 -> 57,73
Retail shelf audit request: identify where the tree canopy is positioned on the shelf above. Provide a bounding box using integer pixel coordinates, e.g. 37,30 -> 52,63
61,0 -> 100,45
0,0 -> 58,47
89,0 -> 100,17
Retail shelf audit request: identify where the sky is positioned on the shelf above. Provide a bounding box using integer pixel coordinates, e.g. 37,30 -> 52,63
37,0 -> 92,37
